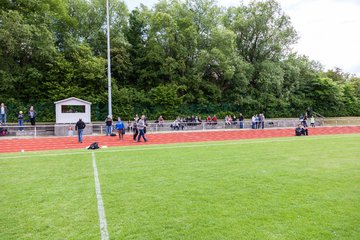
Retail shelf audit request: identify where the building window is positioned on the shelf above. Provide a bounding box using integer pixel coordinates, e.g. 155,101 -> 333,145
61,105 -> 85,113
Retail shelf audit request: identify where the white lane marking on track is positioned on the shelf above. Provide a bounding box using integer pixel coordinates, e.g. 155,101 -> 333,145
0,134 -> 359,159
92,152 -> 109,240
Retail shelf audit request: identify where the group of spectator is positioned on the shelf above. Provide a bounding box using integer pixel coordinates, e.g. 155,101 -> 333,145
224,114 -> 246,129
170,116 -> 203,130
74,114 -> 149,143
299,114 -> 316,128
295,114 -> 316,136
166,113 -> 248,130
159,113 -> 255,130
295,124 -> 309,136
224,115 -> 240,126
132,114 -> 148,142
107,114 -> 148,142
251,113 -> 265,129
2,102 -> 321,141
72,114 -> 147,144
206,115 -> 218,126
0,103 -> 37,130
155,115 -> 165,127
170,118 -> 184,130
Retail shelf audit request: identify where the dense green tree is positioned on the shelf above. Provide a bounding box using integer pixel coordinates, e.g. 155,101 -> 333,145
225,0 -> 298,64
0,0 -> 359,121
124,8 -> 148,85
0,9 -> 58,102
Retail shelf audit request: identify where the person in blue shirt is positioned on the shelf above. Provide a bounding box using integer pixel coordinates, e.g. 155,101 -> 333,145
115,117 -> 125,140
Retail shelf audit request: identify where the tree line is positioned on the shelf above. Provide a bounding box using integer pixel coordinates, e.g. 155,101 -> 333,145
1,0 -> 359,122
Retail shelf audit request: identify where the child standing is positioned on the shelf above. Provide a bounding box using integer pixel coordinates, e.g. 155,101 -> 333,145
68,126 -> 74,136
18,111 -> 24,131
310,116 -> 315,128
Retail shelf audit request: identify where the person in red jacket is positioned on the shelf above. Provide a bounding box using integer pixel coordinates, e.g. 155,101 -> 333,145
212,115 -> 217,126
206,115 -> 211,126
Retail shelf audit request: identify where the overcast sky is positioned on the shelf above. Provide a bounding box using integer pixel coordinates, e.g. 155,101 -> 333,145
124,0 -> 360,76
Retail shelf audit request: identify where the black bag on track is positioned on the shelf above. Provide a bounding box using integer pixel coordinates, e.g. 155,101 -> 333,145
88,142 -> 100,150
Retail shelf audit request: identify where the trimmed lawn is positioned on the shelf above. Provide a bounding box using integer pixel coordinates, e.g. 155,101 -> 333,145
1,134 -> 360,239
0,154 -> 100,240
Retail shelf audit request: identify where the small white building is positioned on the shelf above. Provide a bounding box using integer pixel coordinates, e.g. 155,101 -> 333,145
54,97 -> 91,124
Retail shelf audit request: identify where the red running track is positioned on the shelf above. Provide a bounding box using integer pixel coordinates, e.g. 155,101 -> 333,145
0,126 -> 360,153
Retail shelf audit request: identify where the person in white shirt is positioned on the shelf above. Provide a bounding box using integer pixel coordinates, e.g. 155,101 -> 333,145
137,115 -> 148,142
310,116 -> 315,128
0,103 -> 7,124
28,106 -> 37,125
251,115 -> 256,129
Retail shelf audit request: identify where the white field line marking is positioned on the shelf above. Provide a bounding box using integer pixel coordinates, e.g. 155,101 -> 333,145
0,134 -> 359,160
92,152 -> 109,240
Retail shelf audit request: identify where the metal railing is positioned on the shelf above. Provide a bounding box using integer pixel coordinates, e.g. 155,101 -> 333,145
91,119 -> 322,134
321,119 -> 360,126
0,124 -> 54,137
0,118 -> 330,138
312,111 -> 325,119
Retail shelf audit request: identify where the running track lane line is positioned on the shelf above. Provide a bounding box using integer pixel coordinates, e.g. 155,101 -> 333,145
1,133 -> 360,159
92,152 -> 109,240
1,126 -> 360,153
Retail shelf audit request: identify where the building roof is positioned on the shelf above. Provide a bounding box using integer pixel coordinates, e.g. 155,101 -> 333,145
54,97 -> 92,105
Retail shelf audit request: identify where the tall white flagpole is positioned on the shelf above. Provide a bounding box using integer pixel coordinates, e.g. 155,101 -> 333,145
106,0 -> 112,116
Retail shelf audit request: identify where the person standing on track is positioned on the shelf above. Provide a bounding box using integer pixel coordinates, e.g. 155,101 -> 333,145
75,118 -> 86,143
137,115 -> 147,142
133,115 -> 139,141
105,115 -> 113,136
115,117 -> 125,140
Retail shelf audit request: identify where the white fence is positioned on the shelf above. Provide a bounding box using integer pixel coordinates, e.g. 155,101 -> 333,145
0,124 -> 54,137
0,119 -> 324,138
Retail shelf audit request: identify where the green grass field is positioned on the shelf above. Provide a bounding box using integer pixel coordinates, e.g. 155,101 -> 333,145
1,135 -> 360,240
